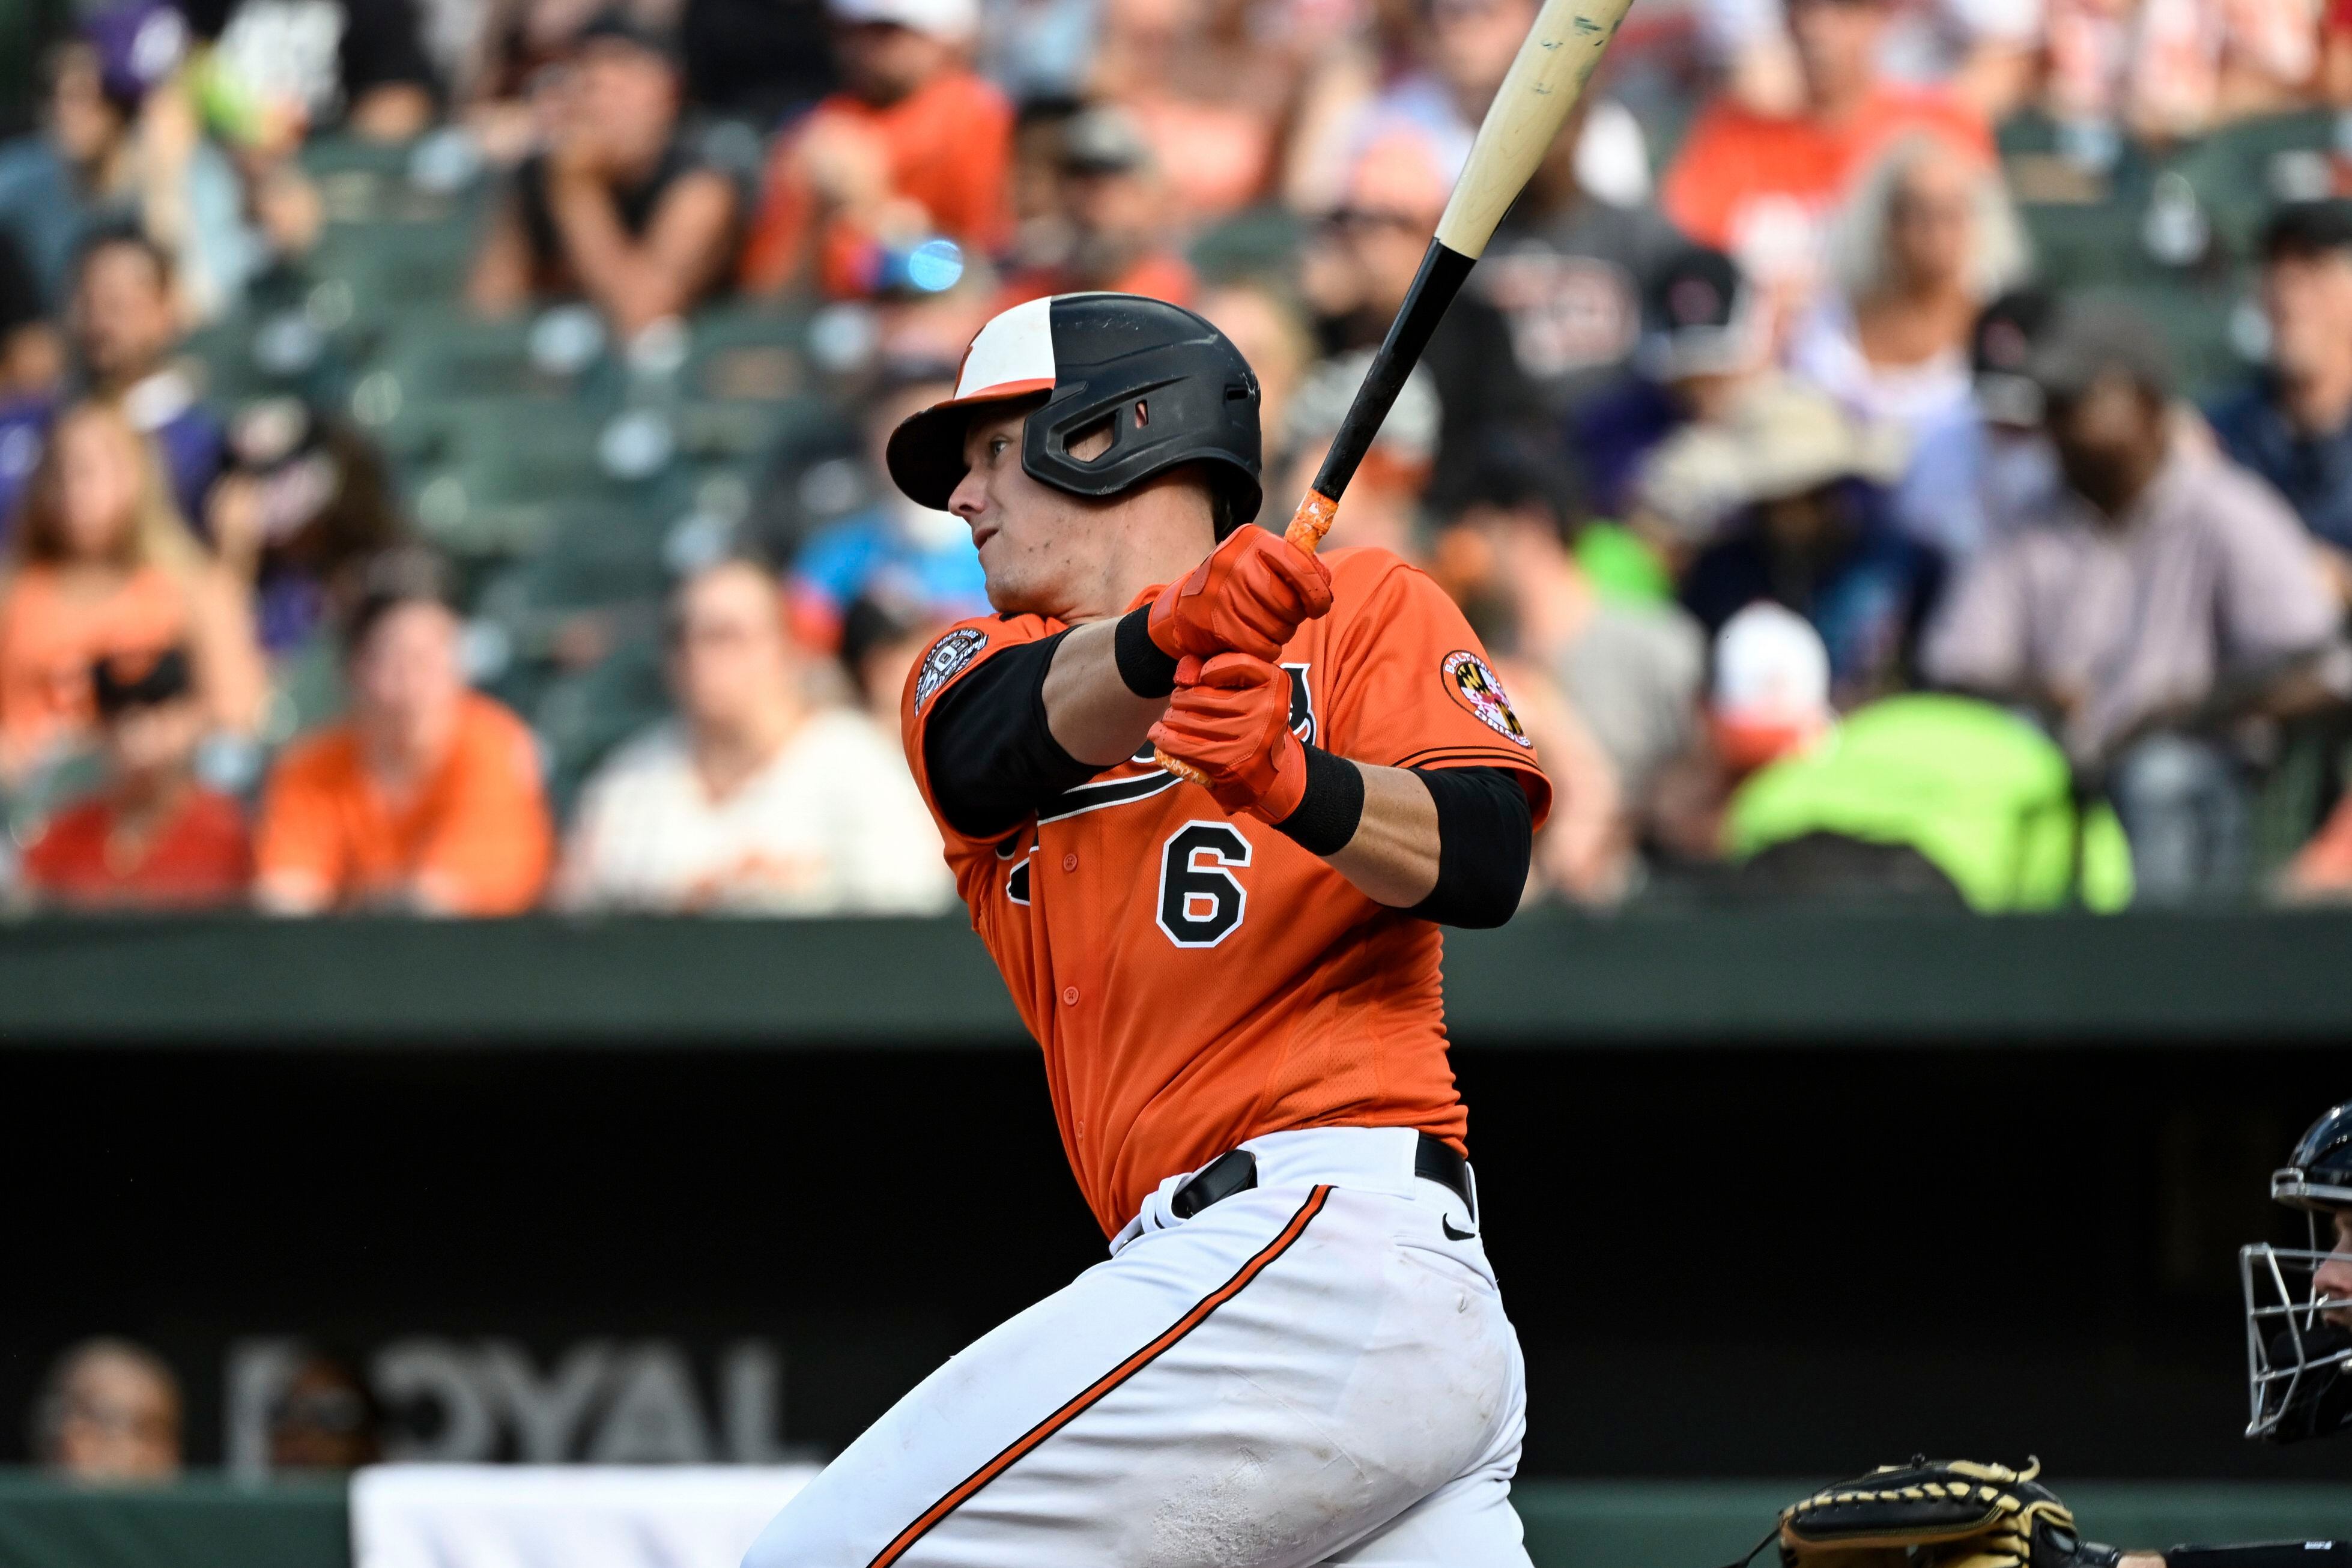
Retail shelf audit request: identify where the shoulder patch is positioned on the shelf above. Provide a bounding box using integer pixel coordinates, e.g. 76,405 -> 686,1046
914,626 -> 989,712
1440,650 -> 1532,746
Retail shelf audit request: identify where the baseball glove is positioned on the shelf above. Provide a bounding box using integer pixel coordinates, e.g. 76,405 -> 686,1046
1727,1458 -> 2123,1568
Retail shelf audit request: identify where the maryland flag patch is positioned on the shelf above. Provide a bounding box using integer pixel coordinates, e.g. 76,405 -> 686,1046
1440,650 -> 1532,746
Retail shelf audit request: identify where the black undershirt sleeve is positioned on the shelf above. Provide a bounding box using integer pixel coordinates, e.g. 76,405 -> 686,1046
1405,766 -> 1533,929
921,631 -> 1105,840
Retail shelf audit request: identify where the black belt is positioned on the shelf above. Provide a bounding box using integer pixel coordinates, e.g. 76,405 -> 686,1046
1169,1132 -> 1475,1221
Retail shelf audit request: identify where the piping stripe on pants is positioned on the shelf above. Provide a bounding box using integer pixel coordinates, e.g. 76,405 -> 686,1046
865,1183 -> 1337,1567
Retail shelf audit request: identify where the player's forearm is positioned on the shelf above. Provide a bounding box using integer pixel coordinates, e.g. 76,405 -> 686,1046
1043,615 -> 1172,767
1284,760 -> 1531,925
1323,763 -> 1440,906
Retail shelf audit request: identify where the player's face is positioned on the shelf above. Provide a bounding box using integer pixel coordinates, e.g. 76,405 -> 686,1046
2316,1210 -> 2352,1330
951,406 -> 1120,620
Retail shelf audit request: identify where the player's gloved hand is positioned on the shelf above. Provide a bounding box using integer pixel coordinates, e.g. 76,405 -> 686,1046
1147,652 -> 1308,822
1148,527 -> 1334,663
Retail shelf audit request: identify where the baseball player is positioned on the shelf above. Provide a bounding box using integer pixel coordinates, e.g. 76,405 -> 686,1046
2242,1099 -> 2352,1443
743,291 -> 1551,1567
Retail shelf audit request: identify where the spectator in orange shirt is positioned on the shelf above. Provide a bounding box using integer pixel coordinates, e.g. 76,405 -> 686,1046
22,647 -> 252,910
1662,0 -> 1992,309
254,552 -> 553,916
739,0 -> 1012,299
993,104 -> 1197,309
468,12 -> 742,343
0,399 -> 261,780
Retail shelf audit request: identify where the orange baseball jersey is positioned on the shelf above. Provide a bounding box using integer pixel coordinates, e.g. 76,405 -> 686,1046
902,546 -> 1552,1237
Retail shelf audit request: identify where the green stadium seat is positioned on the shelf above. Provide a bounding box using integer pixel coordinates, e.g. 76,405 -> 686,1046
529,633 -> 673,811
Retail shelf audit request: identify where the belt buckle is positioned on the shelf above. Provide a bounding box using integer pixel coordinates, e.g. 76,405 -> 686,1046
1170,1148 -> 1258,1219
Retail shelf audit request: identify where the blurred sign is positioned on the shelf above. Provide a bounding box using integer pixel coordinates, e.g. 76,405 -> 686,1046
228,1339 -> 792,1477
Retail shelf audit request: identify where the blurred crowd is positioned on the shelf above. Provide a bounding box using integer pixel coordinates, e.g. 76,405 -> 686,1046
27,1337 -> 380,1479
7,0 -> 2352,918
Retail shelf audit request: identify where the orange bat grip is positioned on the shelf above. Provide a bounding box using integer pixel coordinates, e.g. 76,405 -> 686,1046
1153,491 -> 1337,789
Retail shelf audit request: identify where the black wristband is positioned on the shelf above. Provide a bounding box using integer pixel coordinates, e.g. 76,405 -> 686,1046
1273,744 -> 1365,856
1114,605 -> 1180,698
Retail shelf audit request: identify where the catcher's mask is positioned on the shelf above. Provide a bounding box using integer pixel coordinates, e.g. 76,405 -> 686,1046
2241,1099 -> 2352,1443
885,294 -> 1264,538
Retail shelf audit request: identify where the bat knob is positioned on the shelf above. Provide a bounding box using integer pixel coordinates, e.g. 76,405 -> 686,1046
1156,748 -> 1209,787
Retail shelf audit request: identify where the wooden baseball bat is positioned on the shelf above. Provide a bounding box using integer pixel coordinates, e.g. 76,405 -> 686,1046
1158,0 -> 1641,787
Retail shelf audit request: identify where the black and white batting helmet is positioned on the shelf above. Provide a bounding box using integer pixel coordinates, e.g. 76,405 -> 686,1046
885,294 -> 1263,534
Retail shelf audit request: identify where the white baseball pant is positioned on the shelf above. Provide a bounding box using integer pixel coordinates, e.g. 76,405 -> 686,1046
741,1126 -> 1533,1568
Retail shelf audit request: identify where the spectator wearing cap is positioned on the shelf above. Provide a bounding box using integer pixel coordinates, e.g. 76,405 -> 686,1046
1569,244 -> 1780,519
1924,298 -> 2345,901
255,553 -> 553,915
738,0 -> 1011,300
1890,286 -> 2062,562
0,399 -> 261,779
1655,380 -> 1941,707
0,2 -> 265,321
1303,131 -> 1542,513
1789,132 -> 2030,443
993,104 -> 1196,308
468,10 -> 741,343
558,558 -> 953,914
1661,0 -> 1990,309
20,647 -> 250,910
2209,203 -> 2352,604
31,1339 -> 181,1482
788,361 -> 990,648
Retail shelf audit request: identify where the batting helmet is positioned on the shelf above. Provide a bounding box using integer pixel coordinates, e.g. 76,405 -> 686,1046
885,294 -> 1263,535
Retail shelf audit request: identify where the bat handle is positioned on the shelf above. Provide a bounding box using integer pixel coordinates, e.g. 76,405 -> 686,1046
1154,490 -> 1338,788
1284,489 -> 1338,557
1158,751 -> 1210,786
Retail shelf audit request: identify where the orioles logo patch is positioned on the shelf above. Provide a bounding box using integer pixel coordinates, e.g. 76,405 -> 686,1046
914,626 -> 988,712
1440,650 -> 1531,746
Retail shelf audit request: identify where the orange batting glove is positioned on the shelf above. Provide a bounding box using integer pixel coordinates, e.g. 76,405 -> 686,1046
1147,527 -> 1334,663
1147,652 -> 1309,822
